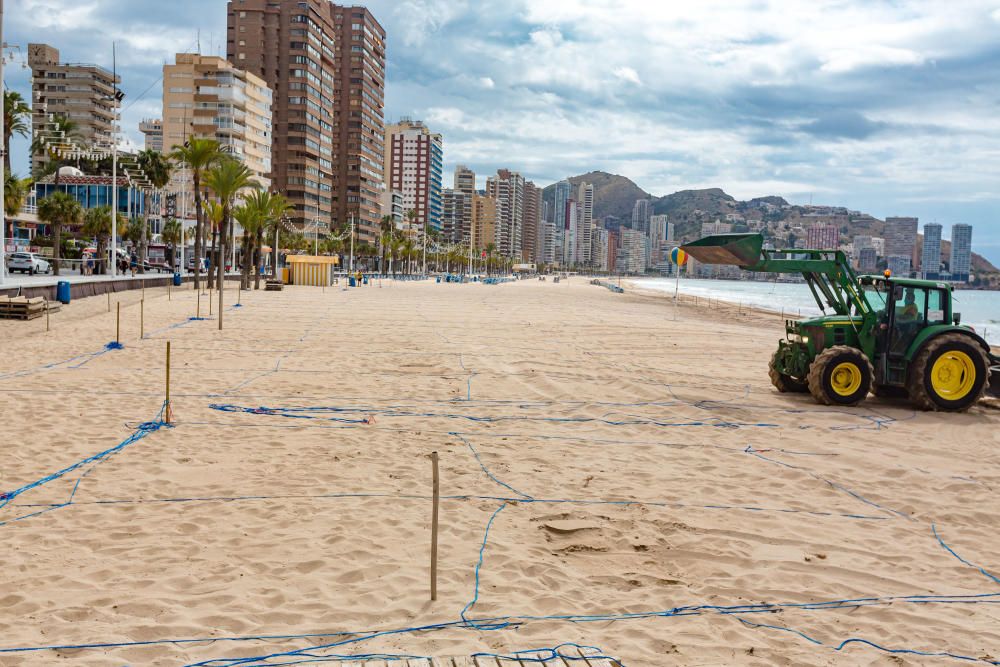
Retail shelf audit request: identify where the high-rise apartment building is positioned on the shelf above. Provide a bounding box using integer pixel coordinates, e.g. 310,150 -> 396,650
592,227 -> 610,272
471,193 -> 496,251
28,43 -> 120,173
884,216 -> 918,273
227,1 -> 386,241
576,182 -> 594,266
486,169 -> 524,258
806,224 -> 839,250
454,165 -> 476,243
523,181 -> 542,263
617,228 -> 646,274
858,247 -> 878,273
950,223 -> 973,282
162,54 -> 273,200
553,180 -> 571,238
921,223 -> 943,280
631,199 -> 651,234
440,188 -> 468,243
649,214 -> 671,269
384,119 -> 443,234
139,119 -> 164,152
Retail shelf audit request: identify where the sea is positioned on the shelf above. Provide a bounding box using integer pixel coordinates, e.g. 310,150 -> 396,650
632,277 -> 1000,345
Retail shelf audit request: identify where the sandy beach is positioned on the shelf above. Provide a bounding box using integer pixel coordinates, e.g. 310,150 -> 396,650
0,277 -> 998,666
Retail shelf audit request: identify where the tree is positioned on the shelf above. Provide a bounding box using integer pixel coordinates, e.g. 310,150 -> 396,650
203,199 -> 224,289
203,158 -> 258,328
161,218 -> 182,270
232,203 -> 261,290
242,190 -> 292,288
29,115 -> 82,187
4,91 -> 30,173
82,205 -> 125,275
170,138 -> 221,290
136,149 -> 172,273
4,172 -> 30,242
37,192 -> 83,275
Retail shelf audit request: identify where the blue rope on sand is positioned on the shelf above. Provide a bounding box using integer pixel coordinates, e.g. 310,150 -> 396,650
933,524 -> 1000,585
0,402 -> 172,517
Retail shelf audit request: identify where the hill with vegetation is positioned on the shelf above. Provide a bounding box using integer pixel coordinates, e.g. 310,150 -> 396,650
542,171 -> 998,275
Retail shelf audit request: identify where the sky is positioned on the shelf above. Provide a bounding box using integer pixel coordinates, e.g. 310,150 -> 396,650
6,0 -> 1000,264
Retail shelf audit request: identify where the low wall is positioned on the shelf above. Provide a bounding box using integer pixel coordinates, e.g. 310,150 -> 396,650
0,274 -> 242,302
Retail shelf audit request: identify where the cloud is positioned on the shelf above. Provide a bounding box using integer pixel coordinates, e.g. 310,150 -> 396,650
613,66 -> 642,86
6,0 -> 1000,257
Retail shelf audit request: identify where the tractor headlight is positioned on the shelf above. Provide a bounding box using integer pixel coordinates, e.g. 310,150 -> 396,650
802,336 -> 809,344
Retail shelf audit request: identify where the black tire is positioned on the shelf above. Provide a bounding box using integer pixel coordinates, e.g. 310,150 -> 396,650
769,349 -> 808,393
907,334 -> 989,412
807,346 -> 874,406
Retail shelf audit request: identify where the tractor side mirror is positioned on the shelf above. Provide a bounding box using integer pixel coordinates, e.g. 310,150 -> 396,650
953,313 -> 961,325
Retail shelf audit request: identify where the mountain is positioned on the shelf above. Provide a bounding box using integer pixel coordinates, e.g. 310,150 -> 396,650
541,171 -> 651,223
540,172 -> 998,274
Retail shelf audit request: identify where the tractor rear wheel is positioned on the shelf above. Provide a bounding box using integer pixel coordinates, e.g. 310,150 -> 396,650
907,334 -> 989,412
807,346 -> 873,406
769,350 -> 807,393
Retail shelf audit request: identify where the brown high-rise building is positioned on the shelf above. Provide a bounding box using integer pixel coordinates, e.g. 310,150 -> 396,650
28,43 -> 120,174
226,1 -> 386,241
522,181 -> 542,264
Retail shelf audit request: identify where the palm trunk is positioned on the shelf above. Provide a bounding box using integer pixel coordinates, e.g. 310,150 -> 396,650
52,222 -> 61,276
4,135 -> 10,173
139,191 -> 148,274
193,175 -> 203,290
217,206 -> 229,330
254,227 -> 263,290
208,220 -> 218,290
242,230 -> 251,289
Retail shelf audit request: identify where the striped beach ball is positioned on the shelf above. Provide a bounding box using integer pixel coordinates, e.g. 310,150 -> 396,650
671,247 -> 688,266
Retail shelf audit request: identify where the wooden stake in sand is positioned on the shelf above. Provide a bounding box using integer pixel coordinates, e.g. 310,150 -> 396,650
45,298 -> 50,332
140,299 -> 145,339
165,341 -> 171,424
197,289 -> 201,319
431,451 -> 440,601
116,302 -> 121,343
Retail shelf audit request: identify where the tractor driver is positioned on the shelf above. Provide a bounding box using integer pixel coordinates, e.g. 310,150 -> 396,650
897,288 -> 920,322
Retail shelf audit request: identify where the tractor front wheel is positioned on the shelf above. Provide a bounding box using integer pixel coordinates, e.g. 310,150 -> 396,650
769,350 -> 807,393
807,346 -> 873,406
907,334 -> 989,412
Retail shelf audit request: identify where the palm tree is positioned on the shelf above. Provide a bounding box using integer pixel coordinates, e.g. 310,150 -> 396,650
136,149 -> 172,273
4,171 -> 28,235
203,158 -> 257,328
485,242 -> 497,276
37,192 -> 82,275
82,205 -> 125,275
203,199 -> 223,289
29,115 -> 82,188
169,138 -> 221,290
232,203 -> 260,290
161,218 -> 182,271
4,91 -> 30,173
243,190 -> 291,289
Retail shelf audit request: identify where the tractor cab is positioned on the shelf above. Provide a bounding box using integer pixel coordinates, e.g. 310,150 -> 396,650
859,276 -> 958,383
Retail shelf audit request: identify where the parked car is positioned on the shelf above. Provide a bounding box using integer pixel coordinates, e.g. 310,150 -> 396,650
6,252 -> 52,275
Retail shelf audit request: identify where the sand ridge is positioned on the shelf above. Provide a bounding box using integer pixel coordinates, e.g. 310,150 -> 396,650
0,277 -> 998,665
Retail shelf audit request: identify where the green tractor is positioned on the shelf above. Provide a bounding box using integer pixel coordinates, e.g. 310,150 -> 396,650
681,233 -> 999,412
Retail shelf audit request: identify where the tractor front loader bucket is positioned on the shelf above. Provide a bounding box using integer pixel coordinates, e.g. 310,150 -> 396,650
681,233 -> 765,268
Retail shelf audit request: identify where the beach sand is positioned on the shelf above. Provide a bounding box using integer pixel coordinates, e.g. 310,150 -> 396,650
0,277 -> 998,666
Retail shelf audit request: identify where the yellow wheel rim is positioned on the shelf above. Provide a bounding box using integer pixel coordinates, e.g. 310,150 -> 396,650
830,362 -> 863,397
930,351 -> 976,400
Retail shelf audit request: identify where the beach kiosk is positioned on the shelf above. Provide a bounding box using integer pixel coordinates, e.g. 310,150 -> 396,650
285,255 -> 340,287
